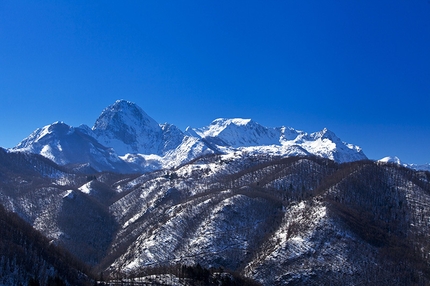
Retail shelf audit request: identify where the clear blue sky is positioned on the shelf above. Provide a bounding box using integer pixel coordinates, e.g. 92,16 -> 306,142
1,1 -> 429,164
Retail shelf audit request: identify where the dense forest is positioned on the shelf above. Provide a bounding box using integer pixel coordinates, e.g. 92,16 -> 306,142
0,204 -> 92,285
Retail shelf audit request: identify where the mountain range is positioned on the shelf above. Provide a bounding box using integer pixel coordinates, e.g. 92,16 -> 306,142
1,100 -> 430,285
378,156 -> 430,172
12,99 -> 369,174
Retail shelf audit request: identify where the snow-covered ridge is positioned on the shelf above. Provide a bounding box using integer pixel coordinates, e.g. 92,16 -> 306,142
378,156 -> 430,172
188,119 -> 366,163
12,100 -> 369,173
379,156 -> 403,165
188,118 -> 281,147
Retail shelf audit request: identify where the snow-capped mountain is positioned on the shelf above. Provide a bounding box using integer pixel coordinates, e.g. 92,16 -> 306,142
379,156 -> 430,172
379,156 -> 403,165
408,163 -> 430,172
93,100 -> 166,155
187,118 -> 282,147
187,118 -> 367,163
299,128 -> 366,163
12,99 -> 367,173
2,126 -> 430,284
12,121 -> 134,173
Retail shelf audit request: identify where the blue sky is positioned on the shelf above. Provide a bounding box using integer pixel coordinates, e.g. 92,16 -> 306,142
1,1 -> 429,164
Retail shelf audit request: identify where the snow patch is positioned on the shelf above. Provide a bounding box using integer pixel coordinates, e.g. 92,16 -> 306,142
78,182 -> 92,194
63,190 -> 75,199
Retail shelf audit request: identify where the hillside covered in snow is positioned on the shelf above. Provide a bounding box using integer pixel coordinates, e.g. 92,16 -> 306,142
0,146 -> 430,285
12,100 -> 368,174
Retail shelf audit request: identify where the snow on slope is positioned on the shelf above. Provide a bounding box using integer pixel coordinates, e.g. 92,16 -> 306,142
93,100 -> 197,157
408,163 -> 430,172
379,156 -> 430,171
2,143 -> 429,284
379,156 -> 403,165
12,121 -> 133,173
188,119 -> 367,163
243,199 -> 374,285
93,100 -> 165,155
295,128 -> 366,163
12,100 -> 370,173
90,100 -> 217,171
104,156 -> 430,285
189,118 -> 281,147
119,134 -> 217,172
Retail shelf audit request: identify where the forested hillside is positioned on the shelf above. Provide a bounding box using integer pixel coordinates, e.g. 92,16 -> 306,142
0,150 -> 429,285
0,204 -> 92,285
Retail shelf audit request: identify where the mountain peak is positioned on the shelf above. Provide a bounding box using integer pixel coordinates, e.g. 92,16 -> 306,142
92,100 -> 163,155
93,100 -> 156,131
378,156 -> 430,172
211,118 -> 253,126
191,118 -> 280,148
14,121 -> 74,151
310,127 -> 339,141
379,156 -> 403,165
115,99 -> 132,105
